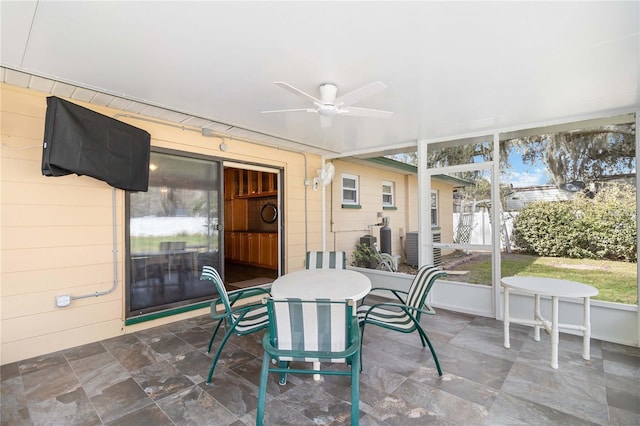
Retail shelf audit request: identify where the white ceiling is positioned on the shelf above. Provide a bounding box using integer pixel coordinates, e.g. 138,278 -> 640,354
1,1 -> 638,157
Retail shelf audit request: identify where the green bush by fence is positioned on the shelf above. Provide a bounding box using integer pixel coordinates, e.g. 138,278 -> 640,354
512,183 -> 637,262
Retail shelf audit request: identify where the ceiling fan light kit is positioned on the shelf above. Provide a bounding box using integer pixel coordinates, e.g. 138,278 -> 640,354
262,81 -> 393,127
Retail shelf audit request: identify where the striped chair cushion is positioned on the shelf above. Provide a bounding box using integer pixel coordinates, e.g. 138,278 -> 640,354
357,266 -> 444,331
356,304 -> 415,330
305,251 -> 346,269
232,305 -> 269,332
271,298 -> 349,362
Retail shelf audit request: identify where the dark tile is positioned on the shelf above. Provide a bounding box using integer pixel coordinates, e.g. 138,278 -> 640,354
486,392 -> 601,425
147,333 -> 196,361
18,351 -> 67,375
228,358 -> 293,392
174,349 -> 221,385
175,326 -> 213,349
1,305 -> 637,426
606,386 -> 640,414
602,347 -> 640,379
273,381 -> 360,425
22,362 -> 81,404
157,384 -> 238,425
1,376 -> 31,425
105,403 -> 174,426
435,342 -> 514,390
249,398 -> 317,425
69,350 -> 129,398
500,362 -> 609,424
608,406 -> 640,426
63,341 -> 106,362
132,361 -> 195,401
0,362 -> 20,382
377,377 -> 489,425
108,340 -> 158,372
410,368 -> 499,409
101,333 -> 140,351
27,386 -> 101,426
200,370 -> 260,417
89,377 -> 153,424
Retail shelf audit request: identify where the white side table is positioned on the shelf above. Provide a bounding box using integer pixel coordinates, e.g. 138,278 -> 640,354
501,276 -> 598,369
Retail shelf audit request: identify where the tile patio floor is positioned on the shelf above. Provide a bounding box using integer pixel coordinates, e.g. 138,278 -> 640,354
1,305 -> 639,425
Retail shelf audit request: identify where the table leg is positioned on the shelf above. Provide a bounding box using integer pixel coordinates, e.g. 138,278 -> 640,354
503,287 -> 510,349
313,361 -> 321,381
551,296 -> 559,369
583,296 -> 591,360
533,293 -> 541,342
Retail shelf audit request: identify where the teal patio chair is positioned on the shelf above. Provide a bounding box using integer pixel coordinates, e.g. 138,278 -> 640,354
200,266 -> 271,384
305,251 -> 346,269
357,265 -> 446,376
257,298 -> 360,426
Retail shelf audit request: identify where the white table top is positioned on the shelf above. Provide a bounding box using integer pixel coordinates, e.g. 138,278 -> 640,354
501,276 -> 598,298
271,269 -> 371,301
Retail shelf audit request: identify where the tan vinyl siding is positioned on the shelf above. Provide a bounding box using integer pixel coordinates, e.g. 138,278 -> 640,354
328,160 -> 458,263
1,84 -> 318,364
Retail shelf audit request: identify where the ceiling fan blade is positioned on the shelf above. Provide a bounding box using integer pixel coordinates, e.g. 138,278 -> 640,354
320,115 -> 334,128
274,81 -> 321,104
334,81 -> 387,107
340,106 -> 393,118
261,108 -> 317,114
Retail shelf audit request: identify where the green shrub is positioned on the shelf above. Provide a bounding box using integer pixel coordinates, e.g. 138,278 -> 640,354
512,184 -> 636,261
351,243 -> 377,268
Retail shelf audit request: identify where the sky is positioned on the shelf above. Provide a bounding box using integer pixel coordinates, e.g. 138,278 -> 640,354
501,155 -> 550,188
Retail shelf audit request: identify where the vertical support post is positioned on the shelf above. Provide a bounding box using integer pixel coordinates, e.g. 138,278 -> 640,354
533,294 -> 541,342
417,140 -> 433,266
583,296 -> 592,360
503,285 -> 511,349
551,296 -> 559,369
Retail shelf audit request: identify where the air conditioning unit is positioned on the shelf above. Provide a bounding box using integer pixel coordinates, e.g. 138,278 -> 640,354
406,230 -> 441,267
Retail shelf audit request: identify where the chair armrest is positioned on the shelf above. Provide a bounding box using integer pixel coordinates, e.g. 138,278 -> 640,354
422,302 -> 436,315
362,287 -> 408,305
227,287 -> 271,306
210,297 -> 267,321
359,301 -> 433,321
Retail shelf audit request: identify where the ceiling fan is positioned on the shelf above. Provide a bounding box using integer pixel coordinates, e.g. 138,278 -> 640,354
262,81 -> 393,127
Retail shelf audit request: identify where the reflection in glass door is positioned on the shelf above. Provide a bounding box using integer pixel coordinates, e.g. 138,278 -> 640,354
126,151 -> 222,317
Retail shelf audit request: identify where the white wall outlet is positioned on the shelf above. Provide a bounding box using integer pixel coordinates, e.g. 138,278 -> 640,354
56,295 -> 71,308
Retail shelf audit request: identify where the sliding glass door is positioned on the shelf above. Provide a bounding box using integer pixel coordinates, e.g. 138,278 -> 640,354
126,150 -> 222,317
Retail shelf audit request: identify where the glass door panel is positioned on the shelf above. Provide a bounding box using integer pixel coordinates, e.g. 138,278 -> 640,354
127,151 -> 222,317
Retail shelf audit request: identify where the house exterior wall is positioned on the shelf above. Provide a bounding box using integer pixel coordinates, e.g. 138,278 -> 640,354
405,173 -> 456,248
0,84 -> 322,364
327,160 -> 458,264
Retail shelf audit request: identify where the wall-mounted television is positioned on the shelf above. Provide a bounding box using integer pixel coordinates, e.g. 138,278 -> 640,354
42,96 -> 151,191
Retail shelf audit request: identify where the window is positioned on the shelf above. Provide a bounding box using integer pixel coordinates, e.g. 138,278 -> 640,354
342,174 -> 359,205
431,191 -> 438,226
127,151 -> 221,317
382,181 -> 394,207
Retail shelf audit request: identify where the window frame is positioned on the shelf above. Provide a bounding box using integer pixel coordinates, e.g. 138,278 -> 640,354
431,190 -> 439,226
341,173 -> 359,206
382,180 -> 395,207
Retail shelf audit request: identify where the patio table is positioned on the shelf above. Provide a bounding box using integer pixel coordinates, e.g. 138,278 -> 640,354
271,268 -> 371,378
501,276 -> 598,369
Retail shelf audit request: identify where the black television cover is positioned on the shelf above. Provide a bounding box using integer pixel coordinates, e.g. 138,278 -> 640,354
42,96 -> 151,191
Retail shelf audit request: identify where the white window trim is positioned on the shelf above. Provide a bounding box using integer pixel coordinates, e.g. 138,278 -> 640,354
431,190 -> 438,226
341,173 -> 359,205
382,180 -> 395,207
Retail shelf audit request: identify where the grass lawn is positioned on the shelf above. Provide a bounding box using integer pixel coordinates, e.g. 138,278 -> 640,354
441,252 -> 638,304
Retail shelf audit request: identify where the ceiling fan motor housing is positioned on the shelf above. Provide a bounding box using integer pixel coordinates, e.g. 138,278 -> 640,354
319,83 -> 338,103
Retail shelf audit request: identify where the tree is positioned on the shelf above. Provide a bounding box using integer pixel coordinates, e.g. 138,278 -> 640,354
504,124 -> 635,186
